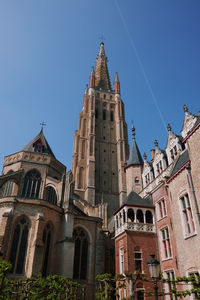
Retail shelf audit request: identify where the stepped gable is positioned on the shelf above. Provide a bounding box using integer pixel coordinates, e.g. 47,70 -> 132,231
22,129 -> 55,157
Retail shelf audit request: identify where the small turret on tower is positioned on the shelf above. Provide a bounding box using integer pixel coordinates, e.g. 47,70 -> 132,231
125,124 -> 143,195
89,66 -> 95,88
114,72 -> 120,94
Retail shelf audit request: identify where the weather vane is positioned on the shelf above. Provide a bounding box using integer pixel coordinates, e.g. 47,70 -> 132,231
99,34 -> 106,43
40,121 -> 46,130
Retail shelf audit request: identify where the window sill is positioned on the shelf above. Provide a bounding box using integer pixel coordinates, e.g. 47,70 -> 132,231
157,215 -> 167,222
184,232 -> 197,240
161,257 -> 173,262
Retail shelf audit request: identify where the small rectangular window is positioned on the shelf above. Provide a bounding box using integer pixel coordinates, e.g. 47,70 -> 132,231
180,194 -> 195,236
157,199 -> 167,220
165,271 -> 176,300
134,251 -> 142,272
119,248 -> 124,274
161,227 -> 172,259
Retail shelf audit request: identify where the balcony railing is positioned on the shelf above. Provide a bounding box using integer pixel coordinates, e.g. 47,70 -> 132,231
115,222 -> 156,237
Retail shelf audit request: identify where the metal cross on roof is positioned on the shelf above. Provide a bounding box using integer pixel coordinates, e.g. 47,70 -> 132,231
40,121 -> 46,130
99,34 -> 106,43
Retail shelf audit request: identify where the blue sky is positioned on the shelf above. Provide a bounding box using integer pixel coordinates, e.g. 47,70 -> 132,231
0,0 -> 200,170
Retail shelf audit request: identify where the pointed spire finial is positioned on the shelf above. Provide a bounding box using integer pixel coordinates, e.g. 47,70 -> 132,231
115,72 -> 119,82
167,123 -> 171,132
183,104 -> 188,113
89,66 -> 95,88
84,84 -> 88,95
90,66 -> 95,76
99,41 -> 105,57
154,139 -> 158,148
131,122 -> 135,139
40,121 -> 46,131
144,152 -> 147,160
114,72 -> 120,94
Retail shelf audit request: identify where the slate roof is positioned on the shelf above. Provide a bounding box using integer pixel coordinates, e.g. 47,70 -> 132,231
169,150 -> 190,179
126,137 -> 143,166
22,129 -> 55,157
124,190 -> 154,208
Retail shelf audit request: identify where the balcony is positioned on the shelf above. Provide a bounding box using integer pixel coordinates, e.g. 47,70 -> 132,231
115,221 -> 156,237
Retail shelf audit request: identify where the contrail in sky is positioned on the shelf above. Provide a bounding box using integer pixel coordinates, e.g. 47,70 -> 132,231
114,0 -> 168,133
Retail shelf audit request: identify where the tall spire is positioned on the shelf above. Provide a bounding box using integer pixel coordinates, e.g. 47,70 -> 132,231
95,42 -> 111,90
126,124 -> 143,167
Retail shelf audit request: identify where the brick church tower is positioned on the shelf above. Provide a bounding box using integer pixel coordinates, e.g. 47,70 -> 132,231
72,42 -> 129,224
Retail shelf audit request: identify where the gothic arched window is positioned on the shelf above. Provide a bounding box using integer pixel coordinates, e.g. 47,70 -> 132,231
73,227 -> 89,280
110,111 -> 114,121
79,167 -> 84,189
45,186 -> 57,205
146,210 -> 153,224
9,217 -> 30,274
103,109 -> 106,120
0,180 -> 14,198
22,170 -> 41,199
42,223 -> 52,277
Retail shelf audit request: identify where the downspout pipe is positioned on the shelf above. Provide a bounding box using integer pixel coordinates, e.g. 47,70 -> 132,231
186,165 -> 200,226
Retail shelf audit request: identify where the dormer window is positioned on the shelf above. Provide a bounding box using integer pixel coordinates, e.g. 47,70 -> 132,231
156,161 -> 162,173
33,139 -> 44,153
170,146 -> 177,160
145,173 -> 150,184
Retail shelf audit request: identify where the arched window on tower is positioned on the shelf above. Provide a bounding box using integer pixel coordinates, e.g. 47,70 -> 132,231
0,180 -> 14,198
127,209 -> 135,222
79,167 -> 84,189
73,227 -> 89,280
136,210 -> 144,223
45,186 -> 57,205
42,223 -> 52,277
103,109 -> 106,120
110,111 -> 114,121
146,210 -> 153,224
9,217 -> 30,274
22,170 -> 41,199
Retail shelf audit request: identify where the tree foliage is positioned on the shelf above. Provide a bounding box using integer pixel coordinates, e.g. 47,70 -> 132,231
0,261 -> 85,300
95,270 -> 200,300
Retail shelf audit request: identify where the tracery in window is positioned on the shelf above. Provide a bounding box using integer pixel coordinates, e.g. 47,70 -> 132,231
45,186 -> 57,205
73,227 -> 88,280
42,224 -> 52,277
0,180 -> 14,198
22,170 -> 41,199
9,217 -> 29,274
